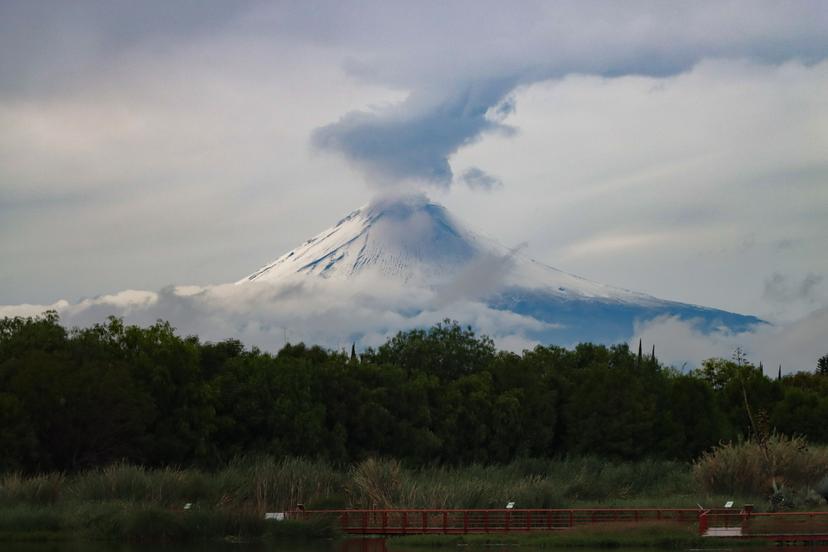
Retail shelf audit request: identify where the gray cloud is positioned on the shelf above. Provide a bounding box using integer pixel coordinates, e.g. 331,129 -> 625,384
302,1 -> 828,187
0,1 -> 251,98
433,244 -> 525,305
764,272 -> 824,305
459,167 -> 503,191
312,79 -> 517,187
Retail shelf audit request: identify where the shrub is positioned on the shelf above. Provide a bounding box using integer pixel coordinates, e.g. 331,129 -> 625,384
349,458 -> 402,509
0,472 -> 64,505
694,434 -> 828,495
0,505 -> 62,532
814,475 -> 828,501
117,506 -> 191,542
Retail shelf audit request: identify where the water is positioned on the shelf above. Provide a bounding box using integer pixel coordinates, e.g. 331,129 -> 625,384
0,543 -> 329,552
1,541 -> 812,552
0,540 -> 377,552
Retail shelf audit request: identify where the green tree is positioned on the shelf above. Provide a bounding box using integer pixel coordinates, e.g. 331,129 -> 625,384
818,354 -> 828,375
656,375 -> 726,459
693,357 -> 779,439
368,320 -> 495,381
772,387 -> 828,442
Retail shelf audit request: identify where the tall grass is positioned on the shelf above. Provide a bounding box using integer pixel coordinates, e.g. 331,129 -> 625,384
694,434 -> 828,495
0,455 -> 776,542
2,456 -> 704,513
2,457 -> 345,511
345,456 -> 699,509
0,472 -> 64,505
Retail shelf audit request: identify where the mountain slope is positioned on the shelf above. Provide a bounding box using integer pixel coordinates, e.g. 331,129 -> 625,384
239,195 -> 479,284
239,194 -> 764,344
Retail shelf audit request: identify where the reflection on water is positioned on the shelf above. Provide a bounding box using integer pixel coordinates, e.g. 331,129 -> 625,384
1,540 -> 359,552
5,541 -> 828,552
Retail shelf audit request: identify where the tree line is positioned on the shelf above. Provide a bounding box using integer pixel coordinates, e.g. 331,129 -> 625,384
1,312 -> 826,472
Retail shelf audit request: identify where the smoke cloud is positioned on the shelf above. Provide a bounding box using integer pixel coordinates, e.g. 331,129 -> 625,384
312,80 -> 518,187
305,1 -> 828,188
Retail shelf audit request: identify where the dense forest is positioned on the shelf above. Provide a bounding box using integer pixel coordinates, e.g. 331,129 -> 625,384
1,312 -> 827,473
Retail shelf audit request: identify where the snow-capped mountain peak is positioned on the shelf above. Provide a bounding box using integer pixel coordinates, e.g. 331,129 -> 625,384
239,194 -> 764,344
239,194 -> 481,284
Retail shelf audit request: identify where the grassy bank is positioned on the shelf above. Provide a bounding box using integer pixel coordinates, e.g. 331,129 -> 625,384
1,456 -> 758,512
0,502 -> 341,543
0,454 -> 813,543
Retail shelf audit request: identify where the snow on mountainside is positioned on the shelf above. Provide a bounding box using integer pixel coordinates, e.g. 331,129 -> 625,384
242,195 -> 648,300
239,195 -> 479,285
239,194 -> 764,344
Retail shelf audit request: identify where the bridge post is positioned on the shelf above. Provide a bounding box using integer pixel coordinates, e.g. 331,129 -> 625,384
699,511 -> 708,536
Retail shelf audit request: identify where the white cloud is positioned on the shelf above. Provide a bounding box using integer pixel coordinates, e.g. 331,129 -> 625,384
0,37 -> 403,304
3,278 -> 824,373
0,278 -> 551,354
632,307 -> 828,374
446,59 -> 828,319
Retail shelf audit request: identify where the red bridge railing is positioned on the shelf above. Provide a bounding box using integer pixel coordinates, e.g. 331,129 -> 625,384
288,508 -> 701,535
700,510 -> 828,542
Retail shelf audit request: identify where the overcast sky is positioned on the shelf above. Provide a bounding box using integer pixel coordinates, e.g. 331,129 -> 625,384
2,1 -> 827,350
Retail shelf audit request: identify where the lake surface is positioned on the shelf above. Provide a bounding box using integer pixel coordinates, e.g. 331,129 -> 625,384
4,541 -> 821,552
0,541 -> 350,552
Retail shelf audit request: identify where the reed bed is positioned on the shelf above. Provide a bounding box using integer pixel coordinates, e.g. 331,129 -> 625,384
0,454 -> 797,542
0,455 -> 752,512
345,456 -> 717,509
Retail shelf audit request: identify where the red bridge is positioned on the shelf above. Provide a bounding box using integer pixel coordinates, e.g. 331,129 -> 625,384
289,507 -> 699,535
288,507 -> 828,542
700,510 -> 828,543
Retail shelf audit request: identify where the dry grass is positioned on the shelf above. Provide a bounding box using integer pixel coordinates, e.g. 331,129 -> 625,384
694,435 -> 828,495
0,454 -> 758,516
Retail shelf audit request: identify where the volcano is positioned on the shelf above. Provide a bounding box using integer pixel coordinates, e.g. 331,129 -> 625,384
238,194 -> 763,344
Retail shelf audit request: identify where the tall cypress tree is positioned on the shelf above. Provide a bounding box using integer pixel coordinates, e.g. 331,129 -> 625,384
637,339 -> 642,369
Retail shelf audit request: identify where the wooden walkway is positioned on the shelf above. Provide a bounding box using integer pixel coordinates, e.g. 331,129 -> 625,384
287,507 -> 828,542
699,510 -> 828,543
289,507 -> 699,535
